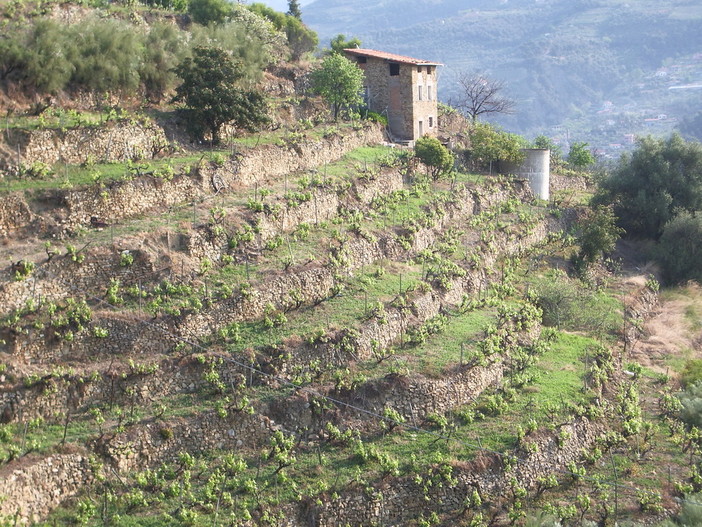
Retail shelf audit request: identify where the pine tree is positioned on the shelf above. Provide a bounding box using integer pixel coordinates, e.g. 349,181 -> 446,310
287,0 -> 302,19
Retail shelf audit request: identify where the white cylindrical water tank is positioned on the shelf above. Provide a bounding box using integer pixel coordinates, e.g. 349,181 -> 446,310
499,149 -> 550,200
521,149 -> 550,201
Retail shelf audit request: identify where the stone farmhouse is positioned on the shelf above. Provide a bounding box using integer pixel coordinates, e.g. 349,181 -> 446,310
343,48 -> 442,143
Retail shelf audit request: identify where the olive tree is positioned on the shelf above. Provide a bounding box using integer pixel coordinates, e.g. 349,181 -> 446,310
595,133 -> 702,238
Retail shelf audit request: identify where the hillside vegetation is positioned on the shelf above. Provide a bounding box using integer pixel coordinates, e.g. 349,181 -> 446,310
1,2 -> 702,527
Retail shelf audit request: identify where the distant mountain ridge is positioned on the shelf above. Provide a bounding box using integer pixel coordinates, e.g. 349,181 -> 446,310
303,0 -> 702,151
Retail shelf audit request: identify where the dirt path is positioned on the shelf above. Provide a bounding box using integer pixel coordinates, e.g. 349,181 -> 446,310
631,283 -> 702,375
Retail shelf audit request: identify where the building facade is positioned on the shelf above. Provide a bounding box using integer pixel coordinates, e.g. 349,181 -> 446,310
344,48 -> 441,143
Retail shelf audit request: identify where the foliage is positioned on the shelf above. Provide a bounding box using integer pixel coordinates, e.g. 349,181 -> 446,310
329,34 -> 362,54
453,71 -> 515,122
287,0 -> 302,19
571,205 -> 623,274
530,271 -> 621,333
567,141 -> 595,169
0,14 -> 274,100
682,360 -> 702,389
679,382 -> 702,428
172,46 -> 269,144
247,3 -> 318,60
594,133 -> 702,238
532,135 -> 562,167
672,492 -> 702,526
466,122 -> 525,170
414,136 -> 454,180
139,22 -> 189,103
188,0 -> 233,26
309,53 -> 364,121
657,212 -> 702,285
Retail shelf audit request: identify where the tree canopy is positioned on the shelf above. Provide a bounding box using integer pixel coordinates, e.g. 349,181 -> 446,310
594,133 -> 702,238
0,13 -> 275,100
247,3 -> 317,60
309,53 -> 364,121
188,0 -> 233,26
466,122 -> 525,170
172,46 -> 269,144
329,34 -> 362,55
567,141 -> 595,169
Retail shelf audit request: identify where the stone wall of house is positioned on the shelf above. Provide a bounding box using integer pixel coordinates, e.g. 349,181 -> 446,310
410,65 -> 439,139
355,57 -> 391,127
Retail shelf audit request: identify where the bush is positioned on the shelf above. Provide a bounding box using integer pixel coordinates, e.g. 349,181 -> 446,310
364,111 -> 388,126
657,212 -> 702,285
681,359 -> 702,388
679,382 -> 702,427
414,136 -> 454,180
188,0 -> 233,26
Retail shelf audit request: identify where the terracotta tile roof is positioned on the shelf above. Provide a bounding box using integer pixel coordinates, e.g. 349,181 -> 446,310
343,48 -> 442,66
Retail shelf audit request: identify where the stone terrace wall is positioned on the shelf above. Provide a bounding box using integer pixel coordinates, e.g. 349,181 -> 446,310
550,173 -> 592,193
55,124 -> 384,231
0,452 -> 93,524
205,125 -> 384,188
1,121 -> 168,169
308,417 -> 603,526
99,410 -> 275,472
0,194 -> 34,238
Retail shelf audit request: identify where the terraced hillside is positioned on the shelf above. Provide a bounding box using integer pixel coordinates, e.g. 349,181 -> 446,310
1,2 -> 702,521
1,98 -> 697,527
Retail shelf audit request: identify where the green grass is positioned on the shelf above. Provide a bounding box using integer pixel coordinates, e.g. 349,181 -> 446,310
225,261 -> 424,352
531,332 -> 593,405
399,307 -> 496,375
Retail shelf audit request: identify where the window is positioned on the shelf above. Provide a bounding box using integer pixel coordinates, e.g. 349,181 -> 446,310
427,85 -> 432,101
389,63 -> 400,76
357,56 -> 367,64
429,116 -> 433,128
418,85 -> 422,101
417,66 -> 422,73
418,121 -> 424,136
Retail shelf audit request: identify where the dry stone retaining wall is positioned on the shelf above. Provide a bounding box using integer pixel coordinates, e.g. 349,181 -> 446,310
0,453 -> 93,525
309,417 -> 603,526
99,410 -> 274,472
1,121 -> 168,169
0,194 -> 34,238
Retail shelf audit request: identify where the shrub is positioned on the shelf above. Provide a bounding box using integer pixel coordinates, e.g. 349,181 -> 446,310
682,360 -> 702,388
657,212 -> 702,284
414,136 -> 454,180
